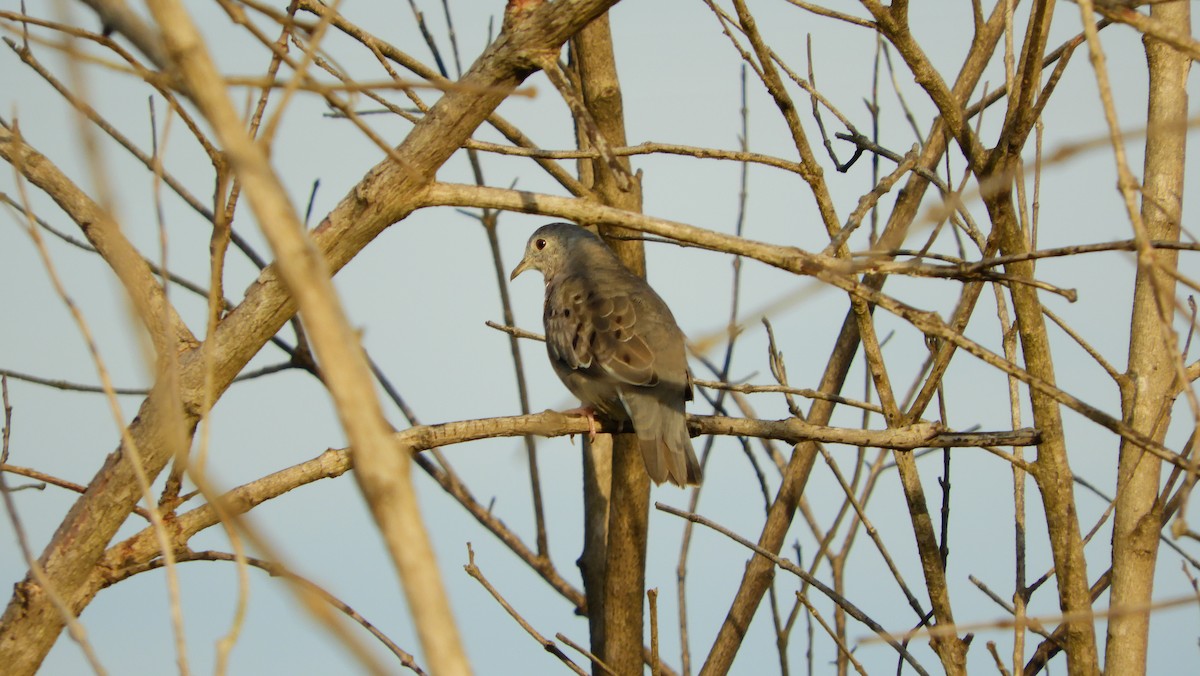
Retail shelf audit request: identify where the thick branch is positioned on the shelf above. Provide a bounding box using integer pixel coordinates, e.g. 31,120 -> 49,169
568,14 -> 648,675
0,2 -> 620,672
1105,1 -> 1190,673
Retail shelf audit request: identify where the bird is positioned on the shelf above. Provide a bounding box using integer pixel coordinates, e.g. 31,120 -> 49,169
510,222 -> 702,486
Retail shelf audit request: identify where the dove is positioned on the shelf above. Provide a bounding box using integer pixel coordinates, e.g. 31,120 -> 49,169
510,222 -> 702,486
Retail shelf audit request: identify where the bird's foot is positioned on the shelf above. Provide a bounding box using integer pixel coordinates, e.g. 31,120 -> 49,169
561,405 -> 599,443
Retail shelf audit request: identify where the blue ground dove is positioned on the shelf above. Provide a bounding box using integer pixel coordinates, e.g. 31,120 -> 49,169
510,222 -> 702,486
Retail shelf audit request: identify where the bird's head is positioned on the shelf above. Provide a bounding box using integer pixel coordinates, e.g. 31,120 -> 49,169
509,222 -> 600,281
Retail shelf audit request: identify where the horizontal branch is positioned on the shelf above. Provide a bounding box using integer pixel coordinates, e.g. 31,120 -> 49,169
376,411 -> 1035,452
0,464 -> 152,521
0,368 -> 148,396
100,410 -> 1037,575
463,139 -> 805,174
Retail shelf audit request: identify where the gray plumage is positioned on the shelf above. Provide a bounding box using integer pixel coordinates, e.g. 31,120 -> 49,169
510,222 -> 702,486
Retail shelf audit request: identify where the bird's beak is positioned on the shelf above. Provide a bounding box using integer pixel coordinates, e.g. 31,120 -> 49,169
510,257 -> 531,281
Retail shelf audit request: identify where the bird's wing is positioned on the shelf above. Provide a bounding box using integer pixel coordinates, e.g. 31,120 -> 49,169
546,273 -> 657,387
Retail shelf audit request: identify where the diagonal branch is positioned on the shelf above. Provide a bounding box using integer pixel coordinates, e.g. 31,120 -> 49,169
0,121 -> 196,356
0,2 -> 621,673
144,0 -> 467,671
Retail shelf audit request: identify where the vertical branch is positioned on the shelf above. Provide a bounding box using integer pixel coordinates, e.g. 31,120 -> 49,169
569,14 -> 648,675
890,446 -> 967,674
878,2 -> 1099,668
1105,1 -> 1191,673
145,99 -> 194,676
859,252 -> 968,674
579,431 -> 613,672
648,588 -> 661,676
983,187 -> 1099,673
703,3 -> 1008,672
994,285 -> 1029,672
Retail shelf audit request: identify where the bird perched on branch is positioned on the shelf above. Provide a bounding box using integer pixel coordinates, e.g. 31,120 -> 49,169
510,222 -> 702,486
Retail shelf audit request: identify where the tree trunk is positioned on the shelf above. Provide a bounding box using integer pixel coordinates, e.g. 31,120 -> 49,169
571,13 -> 651,675
1104,2 -> 1190,673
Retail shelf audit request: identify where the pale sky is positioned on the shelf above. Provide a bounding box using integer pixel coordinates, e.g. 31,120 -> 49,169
2,1 -> 1199,674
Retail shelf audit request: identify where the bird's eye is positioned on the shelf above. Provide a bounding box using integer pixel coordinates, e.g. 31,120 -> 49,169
534,238 -> 547,250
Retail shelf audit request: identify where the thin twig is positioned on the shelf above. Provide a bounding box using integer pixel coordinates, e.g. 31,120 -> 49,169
463,545 -> 588,676
555,633 -> 616,676
117,550 -> 427,674
795,593 -> 868,676
657,503 -> 929,676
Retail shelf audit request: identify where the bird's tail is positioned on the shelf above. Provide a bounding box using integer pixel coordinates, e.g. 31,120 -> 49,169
622,392 -> 702,486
